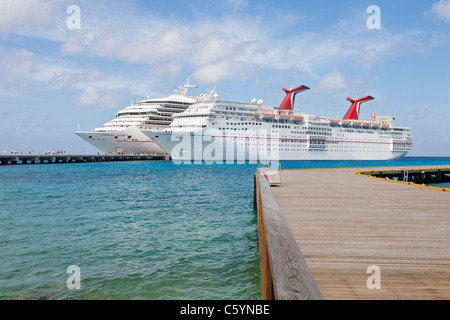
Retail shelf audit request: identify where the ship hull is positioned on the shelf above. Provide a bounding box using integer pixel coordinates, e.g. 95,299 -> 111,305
145,130 -> 409,162
76,126 -> 166,154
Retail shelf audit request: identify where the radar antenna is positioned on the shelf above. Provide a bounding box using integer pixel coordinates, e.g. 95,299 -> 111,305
176,78 -> 198,96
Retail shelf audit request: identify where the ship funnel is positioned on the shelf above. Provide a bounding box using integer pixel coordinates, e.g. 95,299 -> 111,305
279,85 -> 310,110
342,96 -> 374,120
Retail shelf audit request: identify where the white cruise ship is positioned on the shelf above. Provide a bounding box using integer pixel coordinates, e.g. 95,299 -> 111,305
142,85 -> 413,162
75,80 -> 205,154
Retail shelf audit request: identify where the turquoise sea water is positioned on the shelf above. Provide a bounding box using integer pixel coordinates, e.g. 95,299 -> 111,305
1,157 -> 449,300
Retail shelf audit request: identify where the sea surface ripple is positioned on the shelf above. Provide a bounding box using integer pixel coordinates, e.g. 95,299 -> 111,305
1,157 -> 449,300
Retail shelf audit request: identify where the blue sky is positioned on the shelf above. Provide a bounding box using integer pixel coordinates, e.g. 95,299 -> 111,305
0,0 -> 449,155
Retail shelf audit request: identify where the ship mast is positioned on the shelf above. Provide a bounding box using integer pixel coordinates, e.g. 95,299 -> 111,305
176,78 -> 198,96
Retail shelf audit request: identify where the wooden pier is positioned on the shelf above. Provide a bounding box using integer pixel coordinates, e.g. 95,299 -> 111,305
254,165 -> 450,300
0,154 -> 170,165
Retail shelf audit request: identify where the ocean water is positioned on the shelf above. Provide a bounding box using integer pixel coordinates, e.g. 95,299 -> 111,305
1,157 -> 449,300
429,181 -> 450,189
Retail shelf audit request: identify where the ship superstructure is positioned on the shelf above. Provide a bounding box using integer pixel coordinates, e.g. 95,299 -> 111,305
142,85 -> 412,161
75,80 -> 201,154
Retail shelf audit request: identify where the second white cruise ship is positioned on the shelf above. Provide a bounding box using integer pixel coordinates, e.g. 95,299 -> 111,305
75,80 -> 204,154
142,85 -> 413,162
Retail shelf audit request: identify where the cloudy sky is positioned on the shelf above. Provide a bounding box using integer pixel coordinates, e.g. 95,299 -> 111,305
0,0 -> 449,155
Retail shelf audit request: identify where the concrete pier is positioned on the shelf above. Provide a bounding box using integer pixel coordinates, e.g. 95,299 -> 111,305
255,165 -> 450,300
359,167 -> 450,185
0,154 -> 170,165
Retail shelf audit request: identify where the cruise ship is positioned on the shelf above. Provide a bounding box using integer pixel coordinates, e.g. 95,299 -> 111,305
142,85 -> 413,162
75,80 -> 205,154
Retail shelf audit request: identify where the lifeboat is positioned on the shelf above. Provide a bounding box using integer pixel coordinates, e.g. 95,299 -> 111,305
290,115 -> 304,123
275,114 -> 293,121
380,123 -> 390,130
328,119 -> 340,127
351,121 -> 362,128
341,120 -> 352,127
371,123 -> 381,130
255,113 -> 276,120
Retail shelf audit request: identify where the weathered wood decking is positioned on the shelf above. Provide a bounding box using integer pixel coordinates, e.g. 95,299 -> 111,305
256,165 -> 450,300
255,169 -> 323,300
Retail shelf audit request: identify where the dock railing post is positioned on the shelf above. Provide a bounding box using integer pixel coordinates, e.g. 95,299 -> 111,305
255,171 -> 274,300
255,169 -> 323,300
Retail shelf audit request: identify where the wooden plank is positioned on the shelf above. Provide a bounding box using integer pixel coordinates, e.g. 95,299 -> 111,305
269,165 -> 450,300
256,169 -> 323,300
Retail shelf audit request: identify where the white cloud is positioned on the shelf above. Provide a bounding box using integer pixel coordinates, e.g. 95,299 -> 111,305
47,69 -> 101,90
77,85 -> 130,109
1,1 -> 446,106
61,33 -> 85,55
316,70 -> 349,93
0,47 -> 37,90
0,0 -> 68,41
428,0 -> 450,21
0,0 -> 53,30
191,60 -> 254,84
149,62 -> 183,79
0,45 -> 152,106
39,2 -> 437,88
